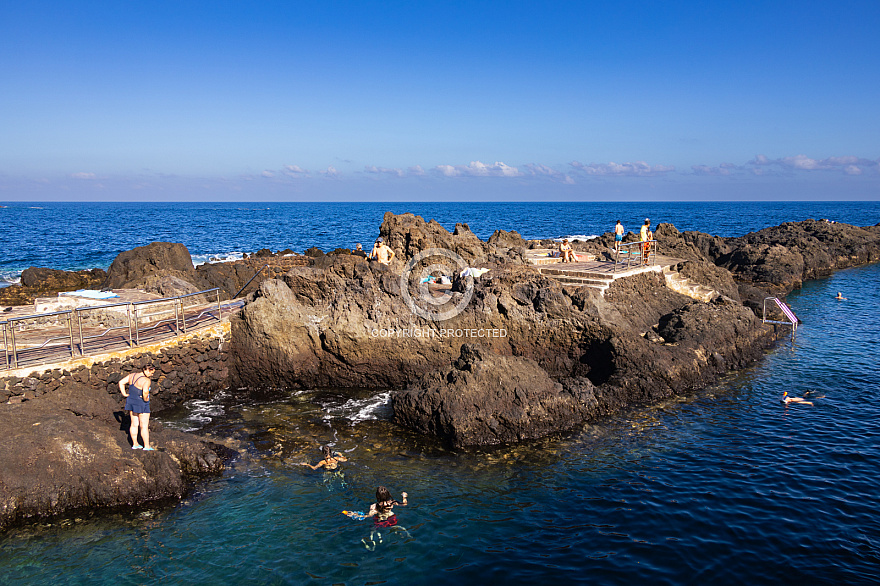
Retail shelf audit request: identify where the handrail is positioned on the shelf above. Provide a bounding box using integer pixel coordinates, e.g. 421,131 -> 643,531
1,287 -> 228,371
613,240 -> 657,273
233,265 -> 269,299
762,297 -> 798,333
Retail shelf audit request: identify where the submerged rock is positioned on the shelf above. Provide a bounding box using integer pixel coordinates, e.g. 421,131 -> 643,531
0,382 -> 231,531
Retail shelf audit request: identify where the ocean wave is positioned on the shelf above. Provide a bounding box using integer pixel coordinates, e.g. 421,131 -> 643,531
553,234 -> 598,242
191,251 -> 245,266
0,271 -> 22,287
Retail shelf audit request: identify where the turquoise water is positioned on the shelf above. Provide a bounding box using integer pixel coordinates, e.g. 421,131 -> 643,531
1,262 -> 878,583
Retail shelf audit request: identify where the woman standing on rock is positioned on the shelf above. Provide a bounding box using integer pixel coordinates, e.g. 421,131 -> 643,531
119,363 -> 156,450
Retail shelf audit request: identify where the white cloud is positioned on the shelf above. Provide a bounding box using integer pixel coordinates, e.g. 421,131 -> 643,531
431,161 -> 521,178
523,163 -> 575,183
748,154 -> 878,174
320,166 -> 340,179
365,165 -> 406,178
570,161 -> 675,176
261,170 -> 275,178
71,172 -> 96,179
283,165 -> 309,176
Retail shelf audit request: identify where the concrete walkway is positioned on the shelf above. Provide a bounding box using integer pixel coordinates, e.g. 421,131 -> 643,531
2,295 -> 245,374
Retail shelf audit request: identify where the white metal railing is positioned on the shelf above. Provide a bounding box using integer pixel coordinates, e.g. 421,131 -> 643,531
613,240 -> 657,272
762,297 -> 799,333
1,288 -> 223,371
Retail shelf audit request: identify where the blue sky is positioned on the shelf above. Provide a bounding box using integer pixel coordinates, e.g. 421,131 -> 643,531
1,0 -> 878,201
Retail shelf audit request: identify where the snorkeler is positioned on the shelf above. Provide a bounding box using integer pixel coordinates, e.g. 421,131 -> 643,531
301,445 -> 348,470
362,486 -> 410,550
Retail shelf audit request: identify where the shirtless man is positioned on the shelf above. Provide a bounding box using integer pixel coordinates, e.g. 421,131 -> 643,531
369,238 -> 396,265
614,220 -> 625,252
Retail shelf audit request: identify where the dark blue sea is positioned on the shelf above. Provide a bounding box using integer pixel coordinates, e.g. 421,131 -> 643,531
1,201 -> 879,584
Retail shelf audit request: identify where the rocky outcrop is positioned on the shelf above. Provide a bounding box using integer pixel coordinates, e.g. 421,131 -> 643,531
714,220 -> 880,293
0,382 -> 231,531
0,268 -> 107,307
230,243 -> 775,447
106,242 -> 195,289
393,344 -> 598,448
379,212 -> 490,264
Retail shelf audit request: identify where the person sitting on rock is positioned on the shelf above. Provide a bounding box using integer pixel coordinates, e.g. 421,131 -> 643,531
352,243 -> 367,258
362,486 -> 410,550
301,445 -> 348,470
368,238 -> 395,265
118,363 -> 156,450
559,239 -> 575,263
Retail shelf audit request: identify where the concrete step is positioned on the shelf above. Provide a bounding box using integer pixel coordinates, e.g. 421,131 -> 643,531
538,268 -> 609,280
555,276 -> 611,287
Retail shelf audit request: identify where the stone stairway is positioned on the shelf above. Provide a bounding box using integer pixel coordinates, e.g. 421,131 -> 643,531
662,267 -> 719,302
536,266 -> 614,294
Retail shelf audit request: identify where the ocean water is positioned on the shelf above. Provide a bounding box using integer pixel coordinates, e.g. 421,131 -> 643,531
1,200 -> 879,285
1,201 -> 879,584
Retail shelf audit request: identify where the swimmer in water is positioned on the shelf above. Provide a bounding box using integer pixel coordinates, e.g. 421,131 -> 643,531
835,292 -> 847,300
782,392 -> 813,406
362,486 -> 410,550
301,445 -> 348,470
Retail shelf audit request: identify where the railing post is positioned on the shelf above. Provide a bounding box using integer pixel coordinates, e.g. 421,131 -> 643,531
217,289 -> 222,322
76,309 -> 85,356
132,304 -> 140,346
67,311 -> 75,359
9,321 -> 17,369
180,298 -> 187,334
127,303 -> 134,348
174,298 -> 181,337
2,322 -> 8,371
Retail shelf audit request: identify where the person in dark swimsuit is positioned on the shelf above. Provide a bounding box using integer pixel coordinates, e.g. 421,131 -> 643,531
118,364 -> 156,450
362,486 -> 409,550
302,445 -> 348,470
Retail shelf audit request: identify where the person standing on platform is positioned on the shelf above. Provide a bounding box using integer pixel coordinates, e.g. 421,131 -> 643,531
614,220 -> 625,253
640,219 -> 653,265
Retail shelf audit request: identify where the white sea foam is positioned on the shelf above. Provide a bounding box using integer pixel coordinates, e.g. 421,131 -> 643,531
553,234 -> 598,242
191,252 -> 245,266
0,270 -> 22,288
323,392 -> 392,424
167,395 -> 227,432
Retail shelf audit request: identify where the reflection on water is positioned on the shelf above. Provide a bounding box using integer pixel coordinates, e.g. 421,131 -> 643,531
2,264 -> 880,584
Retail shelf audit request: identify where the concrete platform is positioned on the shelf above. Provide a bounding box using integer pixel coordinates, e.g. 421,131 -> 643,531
524,247 -> 681,295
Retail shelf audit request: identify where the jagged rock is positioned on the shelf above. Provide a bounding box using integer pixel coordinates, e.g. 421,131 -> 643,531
0,382 -> 231,531
392,344 -> 598,448
378,212 -> 489,264
229,248 -> 775,447
142,275 -> 202,297
487,229 -> 527,249
106,242 -> 195,289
